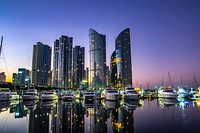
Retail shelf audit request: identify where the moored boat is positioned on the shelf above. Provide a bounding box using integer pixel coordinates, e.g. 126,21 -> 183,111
41,91 -> 58,100
158,86 -> 178,99
84,91 -> 96,101
22,89 -> 39,100
105,88 -> 120,101
0,92 -> 20,101
124,87 -> 139,100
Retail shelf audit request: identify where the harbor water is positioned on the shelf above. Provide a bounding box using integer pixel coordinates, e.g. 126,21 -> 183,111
0,98 -> 200,133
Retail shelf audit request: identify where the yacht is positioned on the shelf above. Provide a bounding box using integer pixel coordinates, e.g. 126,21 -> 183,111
158,88 -> 178,99
124,87 -> 139,100
62,90 -> 75,101
0,92 -> 20,101
22,89 -> 39,100
177,86 -> 192,99
41,91 -> 58,100
105,88 -> 120,101
84,91 -> 96,101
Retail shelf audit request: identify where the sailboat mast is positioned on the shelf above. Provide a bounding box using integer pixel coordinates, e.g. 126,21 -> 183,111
181,76 -> 183,86
161,75 -> 164,86
193,72 -> 199,88
168,71 -> 174,88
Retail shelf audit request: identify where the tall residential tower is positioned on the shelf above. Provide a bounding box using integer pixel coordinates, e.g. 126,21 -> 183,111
31,42 -> 52,87
89,29 -> 106,88
53,35 -> 73,89
114,28 -> 133,87
72,46 -> 85,88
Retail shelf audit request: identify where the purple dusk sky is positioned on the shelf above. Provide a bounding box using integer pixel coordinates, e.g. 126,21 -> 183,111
0,0 -> 200,88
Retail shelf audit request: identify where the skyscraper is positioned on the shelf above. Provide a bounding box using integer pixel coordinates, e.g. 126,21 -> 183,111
115,28 -> 132,87
110,49 -> 122,88
31,42 -> 52,87
72,46 -> 85,88
53,35 -> 73,89
89,29 -> 106,88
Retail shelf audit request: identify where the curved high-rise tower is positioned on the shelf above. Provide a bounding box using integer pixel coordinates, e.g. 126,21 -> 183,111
115,28 -> 132,87
89,29 -> 106,88
110,49 -> 122,88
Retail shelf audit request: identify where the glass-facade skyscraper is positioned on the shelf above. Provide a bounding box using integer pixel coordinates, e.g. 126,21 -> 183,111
89,29 -> 106,88
110,49 -> 122,88
115,28 -> 132,87
53,35 -> 73,89
31,42 -> 52,86
72,46 -> 85,88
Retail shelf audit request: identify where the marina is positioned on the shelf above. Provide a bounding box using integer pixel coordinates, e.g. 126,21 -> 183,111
1,0 -> 200,132
0,96 -> 200,133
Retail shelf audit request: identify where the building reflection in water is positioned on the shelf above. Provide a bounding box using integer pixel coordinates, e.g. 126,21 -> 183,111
0,99 -> 138,133
111,100 -> 136,133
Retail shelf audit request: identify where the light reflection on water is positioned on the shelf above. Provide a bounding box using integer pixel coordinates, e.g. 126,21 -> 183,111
0,98 -> 200,133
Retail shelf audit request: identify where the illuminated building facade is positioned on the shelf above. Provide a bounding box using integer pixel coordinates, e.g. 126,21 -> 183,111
53,35 -> 73,89
89,29 -> 106,88
72,46 -> 85,88
31,42 -> 52,87
115,28 -> 133,87
110,49 -> 122,88
18,68 -> 30,87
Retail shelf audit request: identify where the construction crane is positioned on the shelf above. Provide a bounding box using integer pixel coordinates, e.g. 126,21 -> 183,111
0,36 -> 10,81
0,36 -> 3,57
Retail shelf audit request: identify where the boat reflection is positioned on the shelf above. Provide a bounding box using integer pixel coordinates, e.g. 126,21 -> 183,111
158,98 -> 178,108
1,99 -> 137,133
40,100 -> 58,109
124,99 -> 138,111
104,100 -> 120,109
23,100 -> 38,110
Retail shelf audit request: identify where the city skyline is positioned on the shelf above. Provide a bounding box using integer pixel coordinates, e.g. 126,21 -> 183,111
0,0 -> 200,87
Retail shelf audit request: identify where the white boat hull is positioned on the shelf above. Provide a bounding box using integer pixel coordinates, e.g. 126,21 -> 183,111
124,94 -> 139,100
22,95 -> 39,100
158,93 -> 177,99
105,93 -> 119,101
84,96 -> 96,101
41,96 -> 58,100
62,96 -> 74,101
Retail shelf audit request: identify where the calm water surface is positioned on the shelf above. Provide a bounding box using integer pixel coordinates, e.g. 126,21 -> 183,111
0,98 -> 200,133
